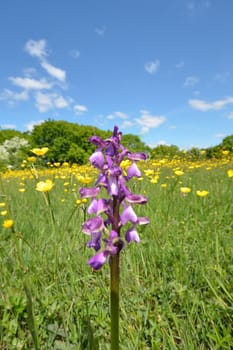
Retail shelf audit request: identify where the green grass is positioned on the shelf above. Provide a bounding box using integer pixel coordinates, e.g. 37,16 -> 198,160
0,162 -> 233,349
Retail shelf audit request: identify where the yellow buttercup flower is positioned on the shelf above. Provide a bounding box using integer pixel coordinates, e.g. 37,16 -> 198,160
161,183 -> 167,188
174,170 -> 184,176
76,198 -> 87,206
79,176 -> 93,185
0,202 -> 6,208
18,188 -> 26,193
31,147 -> 49,156
144,169 -> 154,176
1,210 -> 8,216
227,169 -> 233,178
3,219 -> 14,229
27,156 -> 37,162
180,187 -> 191,194
196,190 -> 209,197
36,179 -> 54,192
150,176 -> 159,184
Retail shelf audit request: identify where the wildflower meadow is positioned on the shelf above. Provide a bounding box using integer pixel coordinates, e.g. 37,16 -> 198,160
0,130 -> 233,349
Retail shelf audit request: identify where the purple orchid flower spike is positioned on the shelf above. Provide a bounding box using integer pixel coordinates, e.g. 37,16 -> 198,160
80,125 -> 150,349
80,125 -> 150,269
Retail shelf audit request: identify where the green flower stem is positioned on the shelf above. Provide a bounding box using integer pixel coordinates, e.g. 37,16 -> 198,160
110,253 -> 120,350
110,195 -> 121,350
44,192 -> 56,228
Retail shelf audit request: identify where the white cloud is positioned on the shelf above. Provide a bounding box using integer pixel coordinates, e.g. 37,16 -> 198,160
35,92 -> 69,112
121,121 -> 133,129
35,92 -> 53,112
106,114 -> 115,120
40,60 -> 66,82
189,96 -> 233,111
25,120 -> 45,132
0,124 -> 16,130
145,60 -> 160,74
54,96 -> 69,109
135,110 -> 166,134
24,39 -> 47,59
184,76 -> 200,87
106,111 -> 129,120
9,77 -> 53,90
0,89 -> 29,102
74,104 -> 88,114
114,111 -> 128,119
25,39 -> 66,83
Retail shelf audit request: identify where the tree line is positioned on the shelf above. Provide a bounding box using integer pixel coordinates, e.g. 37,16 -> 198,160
0,120 -> 232,170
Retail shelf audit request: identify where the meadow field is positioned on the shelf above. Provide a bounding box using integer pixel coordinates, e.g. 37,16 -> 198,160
0,156 -> 233,349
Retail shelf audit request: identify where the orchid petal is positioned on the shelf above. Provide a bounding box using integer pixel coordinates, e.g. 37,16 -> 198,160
82,216 -> 104,234
89,136 -> 105,148
87,232 -> 101,251
87,199 -> 98,215
97,198 -> 109,215
95,173 -> 108,188
89,151 -> 105,169
137,217 -> 150,225
125,194 -> 148,204
128,152 -> 147,161
121,206 -> 138,225
108,175 -> 118,196
127,162 -> 141,179
79,187 -> 100,198
125,227 -> 140,243
88,251 -> 109,270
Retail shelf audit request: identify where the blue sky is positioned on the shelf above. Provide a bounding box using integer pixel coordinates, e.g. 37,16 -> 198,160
1,0 -> 233,149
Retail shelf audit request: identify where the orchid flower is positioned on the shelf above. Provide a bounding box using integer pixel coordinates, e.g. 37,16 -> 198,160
79,126 -> 149,350
80,125 -> 149,269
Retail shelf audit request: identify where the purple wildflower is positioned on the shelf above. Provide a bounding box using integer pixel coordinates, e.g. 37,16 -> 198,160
80,126 -> 149,269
